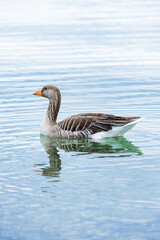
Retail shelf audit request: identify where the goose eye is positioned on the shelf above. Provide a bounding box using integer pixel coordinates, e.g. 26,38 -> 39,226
44,87 -> 47,91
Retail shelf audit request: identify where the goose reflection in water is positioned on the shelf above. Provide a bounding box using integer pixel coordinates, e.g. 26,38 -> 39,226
34,135 -> 143,177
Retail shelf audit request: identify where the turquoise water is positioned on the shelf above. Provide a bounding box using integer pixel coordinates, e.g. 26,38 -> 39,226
0,0 -> 160,239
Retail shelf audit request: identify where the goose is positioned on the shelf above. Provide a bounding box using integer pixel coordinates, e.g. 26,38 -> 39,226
33,85 -> 143,139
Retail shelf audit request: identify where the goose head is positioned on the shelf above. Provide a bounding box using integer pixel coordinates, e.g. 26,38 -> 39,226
33,85 -> 61,102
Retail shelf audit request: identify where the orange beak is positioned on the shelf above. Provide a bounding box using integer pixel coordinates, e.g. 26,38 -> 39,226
32,90 -> 42,96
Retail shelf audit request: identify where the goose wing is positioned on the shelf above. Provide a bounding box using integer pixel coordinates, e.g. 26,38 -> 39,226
58,113 -> 140,134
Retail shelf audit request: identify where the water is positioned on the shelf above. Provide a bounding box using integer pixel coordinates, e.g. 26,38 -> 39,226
0,0 -> 160,239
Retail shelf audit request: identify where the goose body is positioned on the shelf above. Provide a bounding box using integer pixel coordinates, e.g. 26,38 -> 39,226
33,85 -> 143,139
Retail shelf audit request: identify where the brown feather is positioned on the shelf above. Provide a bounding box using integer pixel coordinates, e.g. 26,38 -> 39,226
58,113 -> 140,135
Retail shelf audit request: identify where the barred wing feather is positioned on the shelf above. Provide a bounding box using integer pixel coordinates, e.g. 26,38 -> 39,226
58,113 -> 140,135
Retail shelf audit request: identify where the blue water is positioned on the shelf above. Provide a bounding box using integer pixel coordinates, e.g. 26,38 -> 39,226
0,0 -> 160,239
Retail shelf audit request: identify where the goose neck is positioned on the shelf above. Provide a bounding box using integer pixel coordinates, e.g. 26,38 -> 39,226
47,99 -> 60,124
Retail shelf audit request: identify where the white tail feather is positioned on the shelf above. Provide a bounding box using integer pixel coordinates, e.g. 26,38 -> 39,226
92,117 -> 144,139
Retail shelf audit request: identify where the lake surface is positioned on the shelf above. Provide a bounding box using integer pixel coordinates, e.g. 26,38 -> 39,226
0,0 -> 160,239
